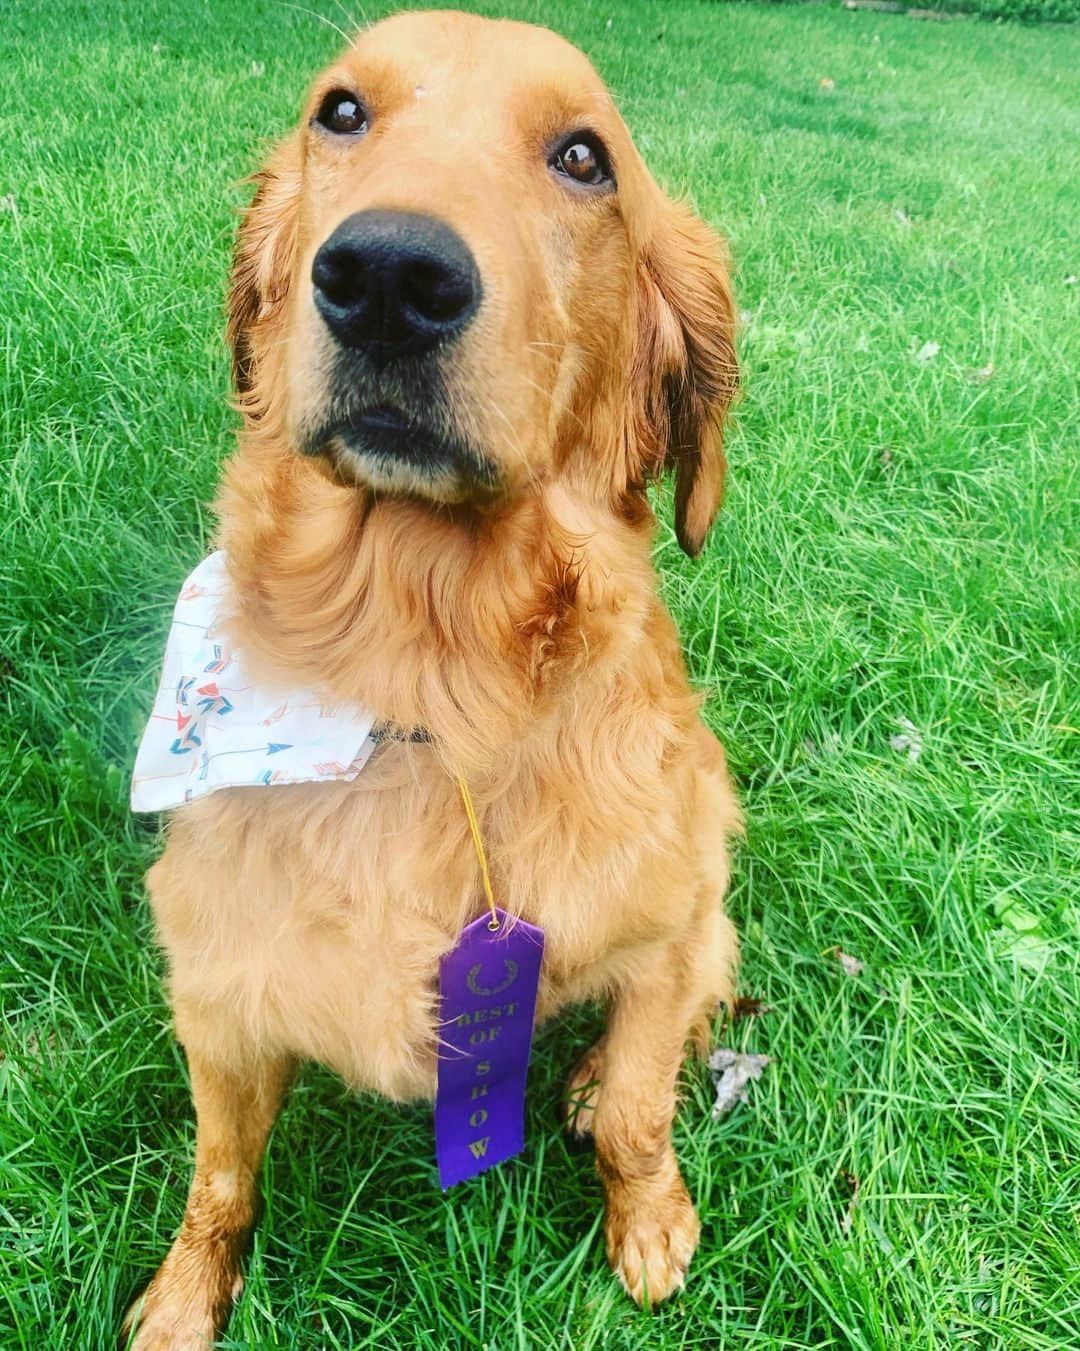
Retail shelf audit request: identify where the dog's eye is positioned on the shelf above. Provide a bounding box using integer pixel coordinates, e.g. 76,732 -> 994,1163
314,90 -> 368,136
550,134 -> 613,189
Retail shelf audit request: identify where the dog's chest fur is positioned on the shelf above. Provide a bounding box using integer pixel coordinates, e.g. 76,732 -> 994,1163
148,707 -> 700,1103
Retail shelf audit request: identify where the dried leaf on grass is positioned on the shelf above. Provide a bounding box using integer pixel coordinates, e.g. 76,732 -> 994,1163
708,1049 -> 770,1118
731,995 -> 772,1021
839,1169 -> 860,1234
830,947 -> 865,977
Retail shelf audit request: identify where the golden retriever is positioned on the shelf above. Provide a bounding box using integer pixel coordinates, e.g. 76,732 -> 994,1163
124,10 -> 741,1346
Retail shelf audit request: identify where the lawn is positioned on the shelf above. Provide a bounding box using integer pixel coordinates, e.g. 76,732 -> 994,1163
2,0 -> 1078,1347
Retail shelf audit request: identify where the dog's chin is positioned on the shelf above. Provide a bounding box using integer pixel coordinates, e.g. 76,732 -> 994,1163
305,409 -> 501,505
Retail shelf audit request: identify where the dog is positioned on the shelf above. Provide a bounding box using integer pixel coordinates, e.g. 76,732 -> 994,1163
124,11 -> 741,1347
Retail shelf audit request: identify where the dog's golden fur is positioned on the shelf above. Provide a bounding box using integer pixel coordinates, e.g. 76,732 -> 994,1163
125,12 -> 742,1347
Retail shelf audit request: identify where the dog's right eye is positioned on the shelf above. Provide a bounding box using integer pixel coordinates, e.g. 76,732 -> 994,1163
314,91 -> 368,136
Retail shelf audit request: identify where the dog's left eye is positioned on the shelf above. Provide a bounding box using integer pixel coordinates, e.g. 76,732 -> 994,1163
550,134 -> 613,189
314,90 -> 368,136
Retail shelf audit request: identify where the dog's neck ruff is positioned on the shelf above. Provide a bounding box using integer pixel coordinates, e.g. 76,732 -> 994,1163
131,551 -> 390,812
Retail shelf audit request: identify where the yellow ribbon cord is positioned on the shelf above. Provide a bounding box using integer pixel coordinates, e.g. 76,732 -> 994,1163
457,775 -> 499,930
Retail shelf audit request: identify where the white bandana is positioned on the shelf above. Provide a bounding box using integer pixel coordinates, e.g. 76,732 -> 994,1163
131,551 -> 379,812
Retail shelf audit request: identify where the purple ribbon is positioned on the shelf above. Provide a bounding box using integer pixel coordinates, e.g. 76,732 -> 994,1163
434,907 -> 545,1189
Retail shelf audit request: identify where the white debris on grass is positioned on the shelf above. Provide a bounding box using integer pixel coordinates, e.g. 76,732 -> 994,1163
889,716 -> 923,762
804,730 -> 843,759
708,1049 -> 771,1118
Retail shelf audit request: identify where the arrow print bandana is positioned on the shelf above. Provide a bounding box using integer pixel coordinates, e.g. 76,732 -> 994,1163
131,551 -> 379,812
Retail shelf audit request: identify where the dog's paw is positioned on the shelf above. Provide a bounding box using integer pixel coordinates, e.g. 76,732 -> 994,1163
120,1246 -> 242,1350
605,1180 -> 700,1308
564,1039 -> 605,1141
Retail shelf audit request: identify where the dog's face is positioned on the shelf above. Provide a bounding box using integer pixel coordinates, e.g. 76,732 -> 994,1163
230,11 -> 737,554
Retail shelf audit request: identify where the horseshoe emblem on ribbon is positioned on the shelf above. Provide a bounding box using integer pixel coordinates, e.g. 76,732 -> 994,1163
466,959 -> 518,998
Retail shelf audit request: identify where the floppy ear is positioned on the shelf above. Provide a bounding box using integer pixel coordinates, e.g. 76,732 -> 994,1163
633,200 -> 739,556
227,134 -> 303,410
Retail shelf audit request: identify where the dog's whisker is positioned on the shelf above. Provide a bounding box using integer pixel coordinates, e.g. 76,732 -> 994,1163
278,1 -> 353,47
525,339 -> 623,378
325,0 -> 366,39
513,370 -> 591,440
483,397 -> 543,493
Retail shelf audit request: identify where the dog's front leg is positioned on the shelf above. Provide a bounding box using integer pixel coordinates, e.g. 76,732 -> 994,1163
593,945 -> 708,1307
122,1045 -> 293,1350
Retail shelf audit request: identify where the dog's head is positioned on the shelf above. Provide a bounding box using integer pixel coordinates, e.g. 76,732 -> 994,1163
229,11 -> 737,555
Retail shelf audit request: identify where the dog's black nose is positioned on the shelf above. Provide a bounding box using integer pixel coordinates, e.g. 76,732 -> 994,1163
312,210 -> 481,358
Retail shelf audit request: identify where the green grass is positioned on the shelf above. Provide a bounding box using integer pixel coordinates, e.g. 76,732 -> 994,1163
2,0 -> 1079,1346
716,0 -> 1080,27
